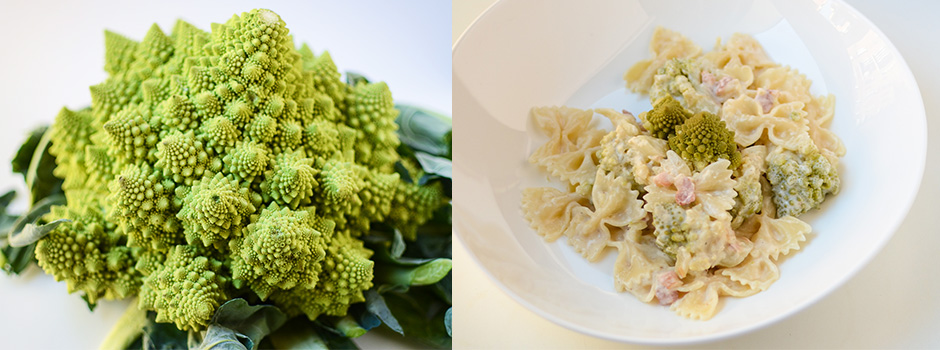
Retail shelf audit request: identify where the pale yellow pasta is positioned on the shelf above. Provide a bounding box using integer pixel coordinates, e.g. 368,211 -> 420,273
749,214 -> 811,261
522,28 -> 843,321
590,169 -> 646,229
644,152 -> 736,219
705,33 -> 776,72
720,255 -> 779,291
563,205 -> 613,261
720,96 -> 812,149
753,66 -> 813,104
672,206 -> 753,278
625,27 -> 702,93
625,136 -> 668,185
528,106 -> 606,192
521,187 -> 587,241
612,239 -> 672,302
672,271 -> 757,320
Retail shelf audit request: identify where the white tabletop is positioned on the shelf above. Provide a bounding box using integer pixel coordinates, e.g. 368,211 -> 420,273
453,0 -> 940,348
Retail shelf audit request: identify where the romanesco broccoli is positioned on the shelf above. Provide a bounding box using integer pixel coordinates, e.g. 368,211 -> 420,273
650,202 -> 691,258
766,148 -> 839,217
138,245 -> 228,332
649,58 -> 721,115
667,111 -> 741,171
730,146 -> 765,228
33,8 -> 446,332
642,95 -> 691,139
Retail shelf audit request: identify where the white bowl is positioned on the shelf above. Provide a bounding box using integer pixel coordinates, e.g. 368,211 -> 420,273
453,0 -> 926,344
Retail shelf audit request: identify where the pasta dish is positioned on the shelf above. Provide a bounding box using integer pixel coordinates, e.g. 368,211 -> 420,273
521,28 -> 844,320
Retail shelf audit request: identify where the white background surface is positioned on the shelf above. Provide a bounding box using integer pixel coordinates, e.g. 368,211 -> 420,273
453,0 -> 940,348
0,1 -> 450,348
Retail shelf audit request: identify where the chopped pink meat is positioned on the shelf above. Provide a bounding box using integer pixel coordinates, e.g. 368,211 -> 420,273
756,89 -> 777,114
655,269 -> 682,305
652,171 -> 674,187
701,70 -> 717,87
701,71 -> 738,102
716,76 -> 736,97
675,176 -> 696,206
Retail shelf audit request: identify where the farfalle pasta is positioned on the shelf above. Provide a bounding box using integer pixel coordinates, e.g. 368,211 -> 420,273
521,28 -> 843,320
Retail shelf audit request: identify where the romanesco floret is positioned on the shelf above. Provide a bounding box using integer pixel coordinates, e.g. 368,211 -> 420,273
766,148 -> 840,218
269,232 -> 374,320
35,204 -> 141,304
667,111 -> 741,171
229,203 -> 332,300
650,202 -> 692,258
649,58 -> 721,115
138,245 -> 227,332
176,172 -> 257,247
260,151 -> 318,209
34,8 -> 446,332
730,146 -> 765,228
642,95 -> 691,139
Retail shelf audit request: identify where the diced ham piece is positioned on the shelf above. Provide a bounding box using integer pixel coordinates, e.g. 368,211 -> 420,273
675,176 -> 696,206
655,269 -> 683,305
756,89 -> 777,114
701,71 -> 738,102
701,70 -> 717,87
652,171 -> 674,187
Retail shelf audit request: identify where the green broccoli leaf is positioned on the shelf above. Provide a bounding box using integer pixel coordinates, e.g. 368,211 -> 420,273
382,289 -> 452,349
195,325 -> 249,350
133,311 -> 190,350
1,193 -> 65,274
345,71 -> 370,86
347,304 -> 381,332
7,193 -> 64,237
22,125 -> 63,205
268,317 -> 361,350
374,258 -> 452,295
391,229 -> 406,259
0,243 -> 35,275
364,290 -> 403,335
8,218 -> 69,247
395,104 -> 452,158
444,307 -> 452,337
81,292 -> 98,312
11,126 -> 47,177
0,190 -> 19,236
393,161 -> 415,184
432,273 -> 452,305
413,152 -> 452,179
202,298 -> 288,350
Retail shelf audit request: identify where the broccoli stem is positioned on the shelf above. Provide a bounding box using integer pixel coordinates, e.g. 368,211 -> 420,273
334,316 -> 367,338
99,298 -> 148,350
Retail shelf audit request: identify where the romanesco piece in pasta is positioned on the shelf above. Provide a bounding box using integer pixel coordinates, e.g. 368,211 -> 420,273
730,146 -> 766,228
649,58 -> 720,115
641,95 -> 691,139
650,202 -> 692,259
766,148 -> 839,218
667,111 -> 741,171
